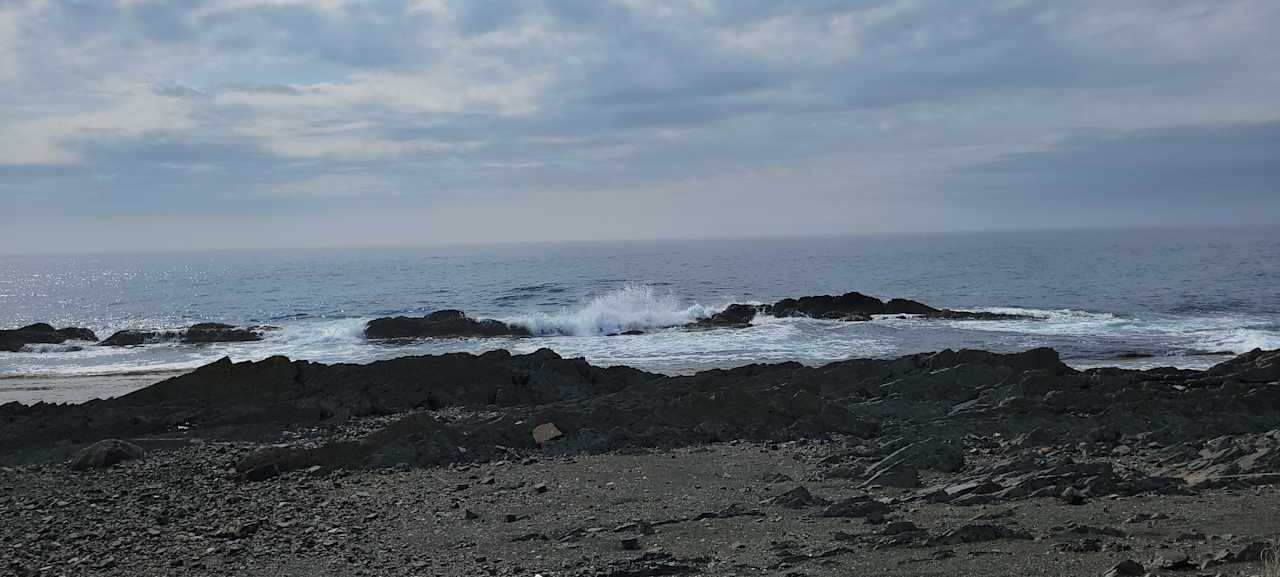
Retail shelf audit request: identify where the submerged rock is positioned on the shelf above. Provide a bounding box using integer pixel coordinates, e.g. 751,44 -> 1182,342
365,310 -> 531,339
0,323 -> 98,352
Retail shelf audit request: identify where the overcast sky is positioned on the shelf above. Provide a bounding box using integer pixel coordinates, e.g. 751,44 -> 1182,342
2,0 -> 1278,253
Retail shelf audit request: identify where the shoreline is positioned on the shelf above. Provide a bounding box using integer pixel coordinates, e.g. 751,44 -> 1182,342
3,346 -> 1279,575
0,348 -> 1243,406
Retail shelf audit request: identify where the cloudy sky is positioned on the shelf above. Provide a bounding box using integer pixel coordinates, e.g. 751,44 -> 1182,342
1,0 -> 1278,253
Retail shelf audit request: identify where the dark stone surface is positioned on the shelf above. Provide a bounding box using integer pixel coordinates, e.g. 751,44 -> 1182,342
69,439 -> 145,470
365,310 -> 531,339
100,323 -> 264,346
687,304 -> 757,328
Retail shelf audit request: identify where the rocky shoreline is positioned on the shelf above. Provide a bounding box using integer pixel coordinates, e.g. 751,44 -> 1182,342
0,291 -> 1038,353
3,346 -> 1280,575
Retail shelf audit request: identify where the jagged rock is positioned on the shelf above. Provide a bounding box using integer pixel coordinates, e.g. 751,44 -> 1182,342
1166,429 -> 1280,487
0,323 -> 98,352
69,439 -> 144,470
865,439 -> 966,476
861,461 -> 920,488
1202,540 -> 1271,568
365,310 -> 530,339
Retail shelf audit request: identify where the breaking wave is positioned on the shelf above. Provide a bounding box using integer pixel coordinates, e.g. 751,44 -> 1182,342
503,283 -> 725,336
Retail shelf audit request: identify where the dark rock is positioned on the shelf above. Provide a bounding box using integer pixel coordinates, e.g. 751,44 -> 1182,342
183,323 -> 262,343
769,292 -> 884,320
1060,486 -> 1087,505
99,329 -> 171,346
766,486 -> 828,509
884,298 -> 940,315
365,310 -> 530,339
764,291 -> 1035,321
99,323 -> 262,346
0,323 -> 98,352
818,496 -> 890,518
1103,559 -> 1144,576
1153,551 -> 1190,570
69,439 -> 144,470
861,461 -> 920,488
688,304 -> 757,328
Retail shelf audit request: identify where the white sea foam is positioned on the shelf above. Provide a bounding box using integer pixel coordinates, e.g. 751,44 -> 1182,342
502,283 -> 726,336
19,343 -> 89,353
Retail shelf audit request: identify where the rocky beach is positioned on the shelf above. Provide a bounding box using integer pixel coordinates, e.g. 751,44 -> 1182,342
4,322 -> 1280,576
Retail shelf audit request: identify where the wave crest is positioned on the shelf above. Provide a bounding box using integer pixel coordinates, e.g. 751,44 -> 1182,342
504,283 -> 723,336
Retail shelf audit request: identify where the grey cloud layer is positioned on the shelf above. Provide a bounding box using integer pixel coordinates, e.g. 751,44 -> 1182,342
1,0 -> 1278,252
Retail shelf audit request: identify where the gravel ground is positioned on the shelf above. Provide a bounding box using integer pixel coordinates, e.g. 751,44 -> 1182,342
4,437 -> 1279,577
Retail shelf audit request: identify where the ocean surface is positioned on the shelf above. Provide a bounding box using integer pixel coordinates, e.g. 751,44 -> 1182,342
2,227 -> 1278,403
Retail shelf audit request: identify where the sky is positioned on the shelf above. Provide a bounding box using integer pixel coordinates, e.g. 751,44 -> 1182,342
1,0 -> 1278,253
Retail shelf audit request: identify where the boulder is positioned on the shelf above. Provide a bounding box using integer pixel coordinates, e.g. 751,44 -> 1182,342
533,422 -> 563,444
69,439 -> 145,470
365,310 -> 531,339
0,323 -> 98,352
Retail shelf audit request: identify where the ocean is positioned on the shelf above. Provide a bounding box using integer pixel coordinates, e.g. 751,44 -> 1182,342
2,227 -> 1278,403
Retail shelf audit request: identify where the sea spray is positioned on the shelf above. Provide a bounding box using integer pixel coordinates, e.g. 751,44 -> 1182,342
502,283 -> 727,336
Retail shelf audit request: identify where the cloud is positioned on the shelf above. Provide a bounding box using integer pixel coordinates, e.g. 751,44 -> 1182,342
1,0 -> 1279,252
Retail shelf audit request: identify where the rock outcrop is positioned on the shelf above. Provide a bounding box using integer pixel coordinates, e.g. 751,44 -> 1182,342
99,323 -> 265,346
4,345 -> 1280,497
0,323 -> 98,352
716,291 -> 1034,322
365,310 -> 530,339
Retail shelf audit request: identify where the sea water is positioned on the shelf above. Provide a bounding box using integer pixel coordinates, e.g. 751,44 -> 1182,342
2,227 -> 1278,402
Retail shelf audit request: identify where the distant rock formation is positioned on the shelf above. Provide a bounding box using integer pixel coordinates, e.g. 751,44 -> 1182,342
0,323 -> 98,352
365,310 -> 531,339
748,292 -> 1034,323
